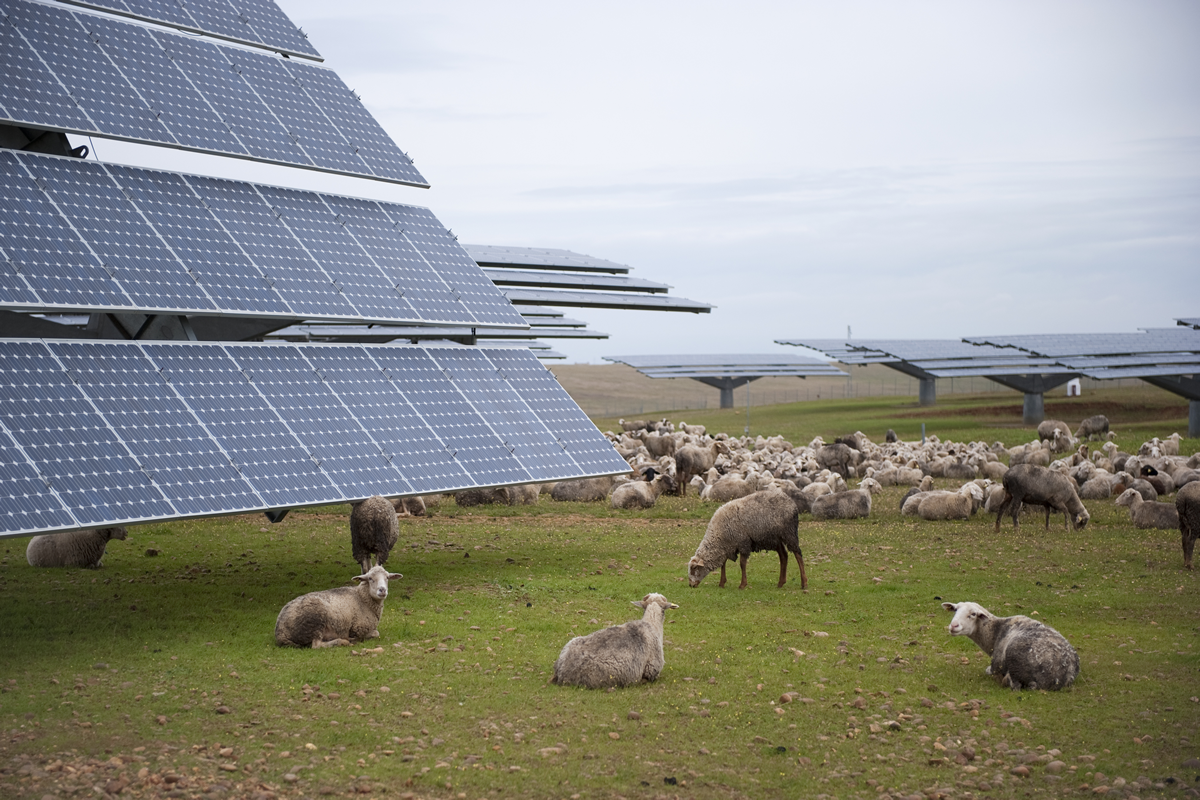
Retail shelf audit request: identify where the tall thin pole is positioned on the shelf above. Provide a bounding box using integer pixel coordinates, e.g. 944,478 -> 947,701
744,379 -> 750,436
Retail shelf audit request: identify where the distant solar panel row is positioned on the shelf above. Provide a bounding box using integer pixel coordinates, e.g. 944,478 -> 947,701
0,150 -> 521,326
465,245 -> 632,275
964,329 -> 1200,357
50,0 -> 320,60
0,341 -> 627,537
0,0 -> 422,185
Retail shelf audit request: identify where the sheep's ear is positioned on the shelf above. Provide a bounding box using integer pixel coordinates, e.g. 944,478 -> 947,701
387,572 -> 403,580
631,600 -> 647,609
352,575 -> 367,583
941,602 -> 957,612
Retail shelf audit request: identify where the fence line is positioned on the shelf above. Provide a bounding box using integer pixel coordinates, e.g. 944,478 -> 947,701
589,376 -> 1144,419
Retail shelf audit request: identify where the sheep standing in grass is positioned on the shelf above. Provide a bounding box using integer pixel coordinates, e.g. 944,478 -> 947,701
26,527 -> 127,568
688,490 -> 806,589
674,440 -> 728,495
1075,415 -> 1110,441
1176,481 -> 1200,570
350,496 -> 399,574
551,593 -> 678,688
993,464 -> 1089,532
942,601 -> 1079,691
274,565 -> 402,648
1114,488 -> 1179,529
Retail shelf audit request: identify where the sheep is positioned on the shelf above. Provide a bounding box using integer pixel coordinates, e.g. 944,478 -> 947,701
1114,488 -> 1179,530
1139,465 -> 1174,497
979,460 -> 1008,481
640,431 -> 677,459
942,601 -> 1079,691
25,527 -> 127,569
274,565 -> 402,648
885,428 -> 897,443
501,484 -> 542,505
913,483 -> 985,521
1037,419 -> 1071,442
390,496 -> 427,517
1075,414 -> 1110,441
1112,472 -> 1157,502
704,474 -> 755,502
687,490 -> 806,590
1078,475 -> 1114,500
550,476 -> 616,502
674,440 -> 729,495
611,471 -> 675,510
349,496 -> 399,574
1176,481 -> 1200,570
678,421 -> 706,436
551,593 -> 678,688
454,487 -> 507,507
810,477 -> 881,520
816,443 -> 860,478
993,463 -> 1089,532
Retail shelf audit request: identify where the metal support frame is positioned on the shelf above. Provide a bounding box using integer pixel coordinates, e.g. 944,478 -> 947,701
693,376 -> 765,409
1142,375 -> 1200,438
984,373 -> 1078,426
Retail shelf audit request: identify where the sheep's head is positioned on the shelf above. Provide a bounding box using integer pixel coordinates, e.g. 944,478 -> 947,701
859,477 -> 882,495
1114,488 -> 1139,507
353,565 -> 402,601
632,592 -> 679,611
1072,507 -> 1091,530
687,556 -> 712,588
99,527 -> 128,542
942,601 -> 992,637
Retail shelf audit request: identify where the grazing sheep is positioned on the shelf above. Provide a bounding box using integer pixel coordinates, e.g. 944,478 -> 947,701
274,566 -> 401,648
640,432 -> 677,459
551,593 -> 678,689
815,443 -> 859,478
1037,419 -> 1070,442
25,527 -> 127,569
611,471 -> 675,510
688,490 -> 806,590
1075,415 -> 1110,441
885,428 -> 897,443
1114,488 -> 1179,530
350,496 -> 399,574
550,476 -> 616,502
993,464 -> 1090,532
810,478 -> 881,520
942,601 -> 1079,691
678,421 -> 707,436
1176,481 -> 1200,570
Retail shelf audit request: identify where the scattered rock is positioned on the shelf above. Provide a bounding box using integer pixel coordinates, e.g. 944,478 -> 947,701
627,711 -> 640,720
1010,765 -> 1030,777
215,705 -> 231,715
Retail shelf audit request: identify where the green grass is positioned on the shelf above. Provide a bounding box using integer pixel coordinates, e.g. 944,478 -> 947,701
0,390 -> 1197,800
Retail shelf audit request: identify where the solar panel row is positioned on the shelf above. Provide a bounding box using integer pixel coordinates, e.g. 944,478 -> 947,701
50,0 -> 322,60
0,340 -> 627,537
0,150 -> 522,326
0,0 -> 421,185
964,329 -> 1200,358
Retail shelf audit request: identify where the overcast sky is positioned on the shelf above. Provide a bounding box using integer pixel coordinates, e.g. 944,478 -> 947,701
95,0 -> 1200,363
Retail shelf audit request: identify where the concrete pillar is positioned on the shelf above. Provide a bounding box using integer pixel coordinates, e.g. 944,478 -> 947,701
918,378 -> 936,406
719,386 -> 735,409
1190,400 -> 1200,439
1022,392 -> 1045,427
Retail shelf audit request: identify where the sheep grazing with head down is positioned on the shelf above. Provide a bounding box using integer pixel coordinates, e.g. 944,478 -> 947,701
1175,481 -> 1200,570
26,527 -> 127,569
551,593 -> 678,689
274,565 -> 402,649
1114,488 -> 1179,530
350,496 -> 399,574
993,464 -> 1089,532
1075,414 -> 1110,441
688,490 -> 806,590
942,601 -> 1079,691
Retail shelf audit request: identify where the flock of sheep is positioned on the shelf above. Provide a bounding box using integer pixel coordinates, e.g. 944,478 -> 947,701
19,412 -> 1199,696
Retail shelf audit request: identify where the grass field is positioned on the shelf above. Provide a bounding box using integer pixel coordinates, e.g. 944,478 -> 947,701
0,387 -> 1196,800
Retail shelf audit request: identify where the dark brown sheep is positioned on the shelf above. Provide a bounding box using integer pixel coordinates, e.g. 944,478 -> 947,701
1176,481 -> 1200,570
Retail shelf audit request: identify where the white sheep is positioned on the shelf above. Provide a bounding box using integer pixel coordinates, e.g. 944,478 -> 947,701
942,601 -> 1079,691
688,490 -> 806,589
274,565 -> 402,648
26,527 -> 127,569
1114,488 -> 1180,529
350,496 -> 399,574
909,483 -> 985,520
810,477 -> 881,520
551,593 -> 678,688
610,471 -> 675,509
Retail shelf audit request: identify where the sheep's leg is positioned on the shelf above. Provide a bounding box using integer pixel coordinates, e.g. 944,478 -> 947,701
993,494 -> 1013,531
1043,506 -> 1052,530
776,547 -> 787,588
312,637 -> 351,649
738,555 -> 749,589
793,548 -> 807,590
1183,525 -> 1196,570
718,562 -> 727,588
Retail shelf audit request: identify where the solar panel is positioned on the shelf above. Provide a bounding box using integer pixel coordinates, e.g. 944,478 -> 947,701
606,354 -> 836,369
849,340 -> 1012,361
964,330 -> 1200,357
0,341 -> 625,537
465,245 -> 632,274
0,0 -> 425,185
503,289 -> 712,312
482,269 -> 671,293
1177,318 -> 1200,330
48,0 -> 322,60
0,151 -> 525,326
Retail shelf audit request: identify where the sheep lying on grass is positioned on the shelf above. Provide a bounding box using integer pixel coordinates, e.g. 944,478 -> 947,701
551,593 -> 678,689
993,464 -> 1089,532
611,470 -> 675,509
275,566 -> 401,648
350,496 -> 398,574
26,527 -> 127,568
1114,488 -> 1179,530
550,476 -> 616,502
942,601 -> 1079,691
810,478 -> 881,520
688,490 -> 806,589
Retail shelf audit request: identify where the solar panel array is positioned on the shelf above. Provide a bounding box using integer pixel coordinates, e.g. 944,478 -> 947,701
965,329 -> 1200,380
502,289 -> 710,312
465,244 -> 631,274
0,0 -> 422,185
0,341 -> 627,537
776,338 -> 1072,377
484,269 -> 670,294
49,0 -> 322,60
0,150 -> 520,325
604,353 -> 846,378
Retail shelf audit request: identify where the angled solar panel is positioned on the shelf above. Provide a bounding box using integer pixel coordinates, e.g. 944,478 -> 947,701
465,245 -> 632,274
0,341 -> 627,537
0,151 -> 526,326
503,289 -> 711,312
0,0 -> 424,185
964,330 -> 1200,357
48,0 -> 321,60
